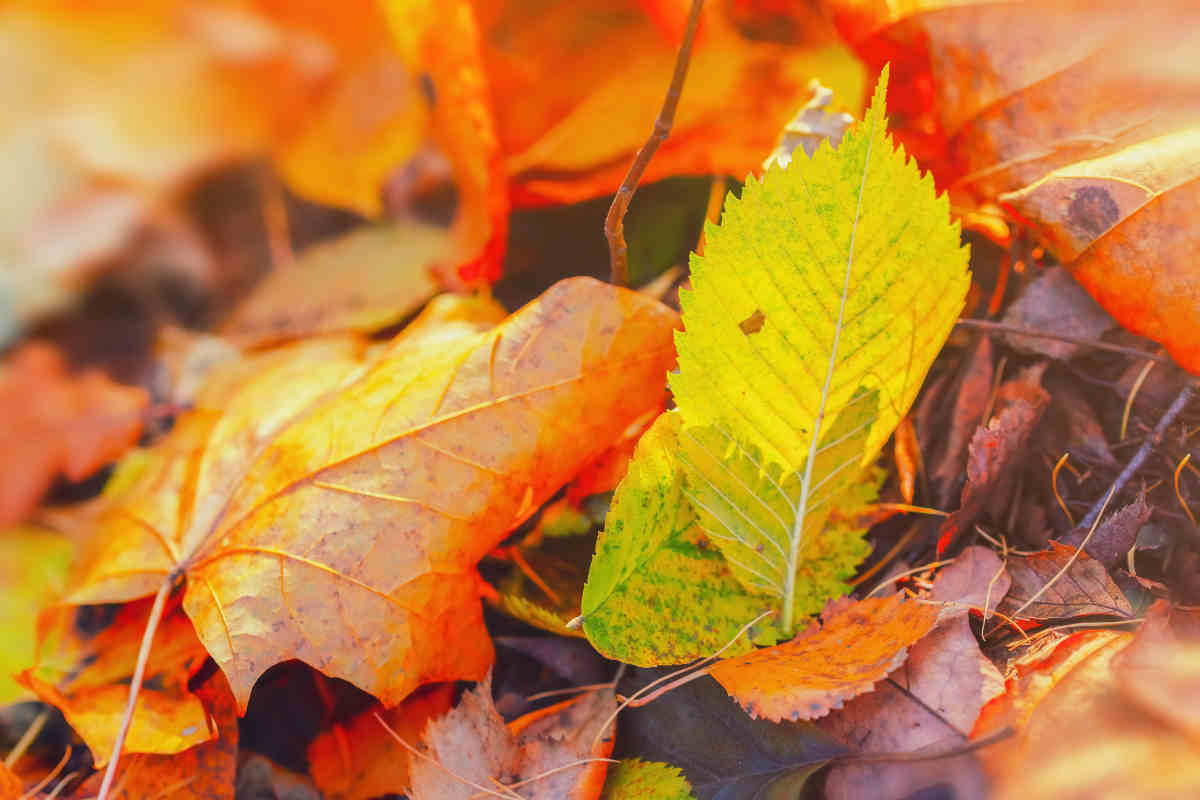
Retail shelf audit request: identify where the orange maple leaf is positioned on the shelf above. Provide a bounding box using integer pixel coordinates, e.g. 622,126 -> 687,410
64,278 -> 679,714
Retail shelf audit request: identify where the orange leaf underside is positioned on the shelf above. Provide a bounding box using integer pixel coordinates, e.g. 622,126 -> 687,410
710,595 -> 941,722
65,278 -> 679,712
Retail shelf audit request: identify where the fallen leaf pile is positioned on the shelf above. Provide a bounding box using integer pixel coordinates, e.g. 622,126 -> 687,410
0,1 -> 1197,798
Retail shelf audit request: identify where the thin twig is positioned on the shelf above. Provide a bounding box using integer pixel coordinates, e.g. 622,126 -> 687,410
4,709 -> 48,768
954,318 -> 1170,363
95,577 -> 175,800
1078,381 -> 1196,530
605,0 -> 705,287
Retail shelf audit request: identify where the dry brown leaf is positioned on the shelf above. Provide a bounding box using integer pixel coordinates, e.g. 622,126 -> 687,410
1000,267 -> 1115,361
1060,494 -> 1151,570
709,595 -> 940,723
824,0 -> 1200,373
0,341 -> 147,526
65,278 -> 679,713
998,541 -> 1134,622
409,675 -> 616,800
19,600 -> 212,767
820,547 -> 1008,800
937,391 -> 1048,553
307,685 -> 455,800
931,336 -> 993,505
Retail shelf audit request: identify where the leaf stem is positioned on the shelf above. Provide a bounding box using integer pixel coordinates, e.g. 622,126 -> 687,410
782,86 -> 879,634
605,0 -> 704,287
95,575 -> 174,800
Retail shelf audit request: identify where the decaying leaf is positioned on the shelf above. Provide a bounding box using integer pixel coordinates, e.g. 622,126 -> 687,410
0,341 -> 147,526
1000,267 -> 1116,361
19,600 -> 212,766
64,278 -> 679,713
709,594 -> 940,722
938,393 -> 1048,553
409,675 -> 616,800
601,759 -> 694,800
307,685 -> 455,800
819,547 -> 1008,800
998,541 -> 1134,622
1060,493 -> 1151,570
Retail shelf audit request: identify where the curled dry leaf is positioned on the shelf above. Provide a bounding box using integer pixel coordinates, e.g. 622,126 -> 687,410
824,0 -> 1200,372
998,541 -> 1134,622
19,600 -> 212,766
820,547 -> 1009,800
937,392 -> 1048,554
0,341 -> 147,526
65,278 -> 678,712
709,594 -> 940,722
409,675 -> 617,800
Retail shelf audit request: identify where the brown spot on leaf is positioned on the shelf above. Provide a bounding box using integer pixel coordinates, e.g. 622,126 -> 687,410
1067,186 -> 1120,237
739,309 -> 766,334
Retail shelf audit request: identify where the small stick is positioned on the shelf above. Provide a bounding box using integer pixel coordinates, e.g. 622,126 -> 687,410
1078,380 -> 1196,530
95,575 -> 176,800
954,318 -> 1170,363
606,0 -> 705,287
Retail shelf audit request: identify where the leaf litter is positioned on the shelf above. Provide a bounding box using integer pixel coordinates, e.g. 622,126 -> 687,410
1,1 -> 1199,797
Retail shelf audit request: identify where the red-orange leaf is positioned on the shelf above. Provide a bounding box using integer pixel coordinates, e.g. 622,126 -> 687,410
710,595 -> 940,722
0,342 -> 146,526
823,0 -> 1200,372
66,278 -> 679,713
